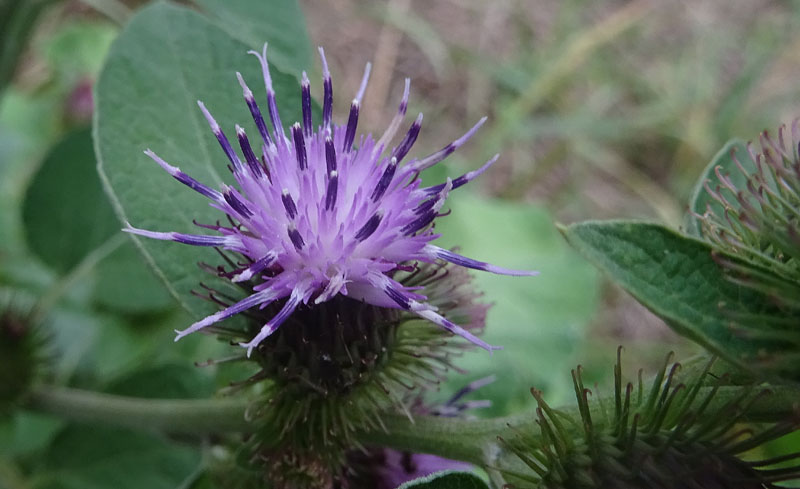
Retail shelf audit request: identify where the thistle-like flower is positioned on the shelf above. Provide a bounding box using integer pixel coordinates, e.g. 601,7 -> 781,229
124,44 -> 535,356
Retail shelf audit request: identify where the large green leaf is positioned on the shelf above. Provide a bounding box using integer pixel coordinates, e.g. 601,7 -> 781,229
21,128 -> 170,313
23,129 -> 117,274
684,139 -> 750,236
561,220 -> 792,378
434,196 -> 599,412
192,0 -> 311,75
397,471 -> 488,489
35,425 -> 200,489
95,2 -> 304,319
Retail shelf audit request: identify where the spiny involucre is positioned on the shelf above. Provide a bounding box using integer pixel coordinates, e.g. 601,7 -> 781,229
125,44 -> 536,356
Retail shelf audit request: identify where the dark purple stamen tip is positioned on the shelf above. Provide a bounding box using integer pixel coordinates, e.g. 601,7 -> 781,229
236,126 -> 263,177
174,171 -> 221,201
371,157 -> 397,201
393,114 -> 423,162
237,73 -> 271,146
301,74 -> 312,136
288,225 -> 305,250
201,110 -> 243,173
384,284 -> 410,309
355,210 -> 383,241
223,189 -> 253,217
292,123 -> 307,170
325,137 -> 337,173
325,171 -> 338,210
402,211 -> 435,235
267,91 -> 284,140
281,189 -> 297,219
343,100 -> 359,151
323,76 -> 333,128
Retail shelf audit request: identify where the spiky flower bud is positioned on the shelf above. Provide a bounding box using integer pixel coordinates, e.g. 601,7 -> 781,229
0,291 -> 48,414
500,348 -> 800,489
696,121 -> 800,312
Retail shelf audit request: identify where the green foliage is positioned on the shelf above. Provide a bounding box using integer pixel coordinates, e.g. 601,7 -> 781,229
23,129 -> 118,273
192,0 -> 312,74
397,471 -> 489,489
22,128 -> 170,313
435,195 -> 598,412
95,2 -> 305,320
35,425 -> 200,489
561,220 -> 797,379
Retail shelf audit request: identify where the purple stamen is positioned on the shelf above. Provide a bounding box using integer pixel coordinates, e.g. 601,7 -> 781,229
301,71 -> 312,136
232,252 -> 278,282
144,150 -> 222,201
175,287 -> 279,340
402,211 -> 436,235
426,245 -> 538,277
325,136 -> 337,173
375,78 -> 411,154
409,117 -> 487,173
292,123 -> 308,170
248,44 -> 284,141
343,100 -> 359,152
240,286 -> 306,357
124,224 -> 233,247
319,47 -> 333,128
325,171 -> 338,210
393,113 -> 423,162
223,187 -> 253,218
236,126 -> 263,178
371,157 -> 397,201
197,101 -> 244,173
236,72 -> 271,147
281,189 -> 297,219
288,224 -> 305,250
355,210 -> 383,241
421,155 -> 499,196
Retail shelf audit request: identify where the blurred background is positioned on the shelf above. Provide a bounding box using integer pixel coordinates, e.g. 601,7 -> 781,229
2,0 -> 800,483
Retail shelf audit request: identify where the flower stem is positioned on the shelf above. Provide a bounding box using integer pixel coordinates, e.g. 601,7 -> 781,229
25,385 -> 250,435
24,383 -> 800,464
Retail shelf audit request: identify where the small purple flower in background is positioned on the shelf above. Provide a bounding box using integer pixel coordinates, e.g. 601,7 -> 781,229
125,44 -> 536,356
346,376 -> 495,489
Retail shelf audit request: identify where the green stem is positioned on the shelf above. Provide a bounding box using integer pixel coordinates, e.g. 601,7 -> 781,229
26,386 -> 250,435
23,383 -> 800,465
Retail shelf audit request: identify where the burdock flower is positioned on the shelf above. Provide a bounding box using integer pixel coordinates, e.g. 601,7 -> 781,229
124,44 -> 535,356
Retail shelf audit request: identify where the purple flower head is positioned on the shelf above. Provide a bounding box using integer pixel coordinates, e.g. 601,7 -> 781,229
124,44 -> 536,357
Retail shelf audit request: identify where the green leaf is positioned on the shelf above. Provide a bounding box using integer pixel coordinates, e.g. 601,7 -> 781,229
561,220 -> 792,378
684,139 -> 750,236
40,21 -> 118,81
192,0 -> 312,75
35,425 -> 200,489
91,242 -> 174,313
0,412 -> 63,458
396,471 -> 489,489
95,2 -> 304,319
434,196 -> 599,412
21,128 -> 170,313
23,129 -> 118,274
104,363 -> 216,399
